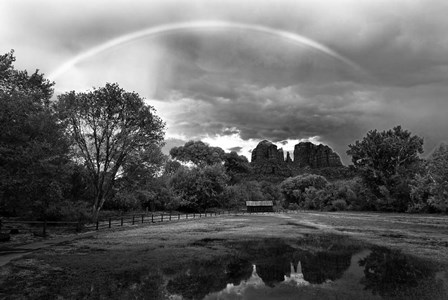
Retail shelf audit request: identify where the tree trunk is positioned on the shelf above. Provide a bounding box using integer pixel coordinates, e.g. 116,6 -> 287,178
92,195 -> 104,222
92,205 -> 100,222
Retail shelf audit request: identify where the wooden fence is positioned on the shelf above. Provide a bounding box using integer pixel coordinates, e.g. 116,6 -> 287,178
0,210 -> 280,237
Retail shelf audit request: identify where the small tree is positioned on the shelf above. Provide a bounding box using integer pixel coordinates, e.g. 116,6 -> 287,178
58,83 -> 165,220
169,164 -> 229,212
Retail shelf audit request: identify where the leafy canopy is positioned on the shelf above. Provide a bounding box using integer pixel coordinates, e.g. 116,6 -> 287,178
347,125 -> 423,184
347,126 -> 424,211
170,140 -> 225,166
1,50 -> 70,217
57,83 -> 165,219
169,164 -> 229,212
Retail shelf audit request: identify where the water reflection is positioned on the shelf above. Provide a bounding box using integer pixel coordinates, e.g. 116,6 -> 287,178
359,246 -> 447,299
165,238 -> 447,300
166,257 -> 253,300
283,262 -> 309,286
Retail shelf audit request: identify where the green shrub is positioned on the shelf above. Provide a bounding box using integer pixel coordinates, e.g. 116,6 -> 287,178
169,164 -> 229,212
409,144 -> 448,213
105,190 -> 141,212
280,174 -> 328,207
331,199 -> 348,211
45,200 -> 91,222
221,181 -> 268,209
291,177 -> 377,211
288,203 -> 300,210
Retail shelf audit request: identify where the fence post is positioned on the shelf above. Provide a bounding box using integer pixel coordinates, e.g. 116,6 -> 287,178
109,218 -> 111,228
161,214 -> 164,222
205,212 -> 207,217
169,213 -> 172,221
178,213 -> 180,220
186,213 -> 188,219
141,214 -> 144,223
199,212 -> 201,218
121,217 -> 123,226
132,215 -> 135,225
193,213 -> 195,219
43,219 -> 47,236
96,220 -> 99,230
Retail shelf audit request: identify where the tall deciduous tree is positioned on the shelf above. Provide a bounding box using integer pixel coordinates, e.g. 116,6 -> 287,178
58,83 -> 165,220
347,126 -> 423,211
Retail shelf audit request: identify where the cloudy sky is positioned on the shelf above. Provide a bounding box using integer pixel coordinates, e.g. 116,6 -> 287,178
2,0 -> 448,163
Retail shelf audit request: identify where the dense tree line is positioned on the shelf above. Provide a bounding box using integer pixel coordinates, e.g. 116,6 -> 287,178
1,50 -> 447,221
280,126 -> 447,213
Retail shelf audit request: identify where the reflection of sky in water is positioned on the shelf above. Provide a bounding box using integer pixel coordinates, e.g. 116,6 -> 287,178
165,239 -> 448,300
202,251 -> 381,300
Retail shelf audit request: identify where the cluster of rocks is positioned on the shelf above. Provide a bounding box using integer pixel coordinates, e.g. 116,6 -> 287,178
250,140 -> 343,176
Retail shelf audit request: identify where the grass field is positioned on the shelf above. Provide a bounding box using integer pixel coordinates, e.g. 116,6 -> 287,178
1,211 -> 447,299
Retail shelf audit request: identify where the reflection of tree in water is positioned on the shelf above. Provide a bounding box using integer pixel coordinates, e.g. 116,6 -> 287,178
359,246 -> 446,299
249,237 -> 356,286
166,236 -> 364,299
302,251 -> 352,283
166,256 -> 253,300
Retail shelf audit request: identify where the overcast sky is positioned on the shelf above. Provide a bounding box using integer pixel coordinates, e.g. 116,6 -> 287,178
2,0 -> 448,163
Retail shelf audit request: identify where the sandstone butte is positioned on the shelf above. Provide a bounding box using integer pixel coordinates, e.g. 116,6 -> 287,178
250,140 -> 343,177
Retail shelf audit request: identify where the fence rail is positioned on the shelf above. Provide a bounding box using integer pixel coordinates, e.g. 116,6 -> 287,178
0,210 -> 281,237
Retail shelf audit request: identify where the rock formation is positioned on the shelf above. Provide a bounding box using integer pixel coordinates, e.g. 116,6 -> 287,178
251,140 -> 291,176
293,142 -> 343,168
250,140 -> 343,177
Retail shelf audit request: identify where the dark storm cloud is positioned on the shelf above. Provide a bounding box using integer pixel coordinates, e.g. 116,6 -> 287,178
2,0 -> 448,161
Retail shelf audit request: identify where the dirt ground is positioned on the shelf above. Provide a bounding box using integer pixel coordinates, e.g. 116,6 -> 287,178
0,211 -> 447,299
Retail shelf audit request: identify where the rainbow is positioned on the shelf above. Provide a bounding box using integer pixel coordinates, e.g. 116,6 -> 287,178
49,20 -> 365,80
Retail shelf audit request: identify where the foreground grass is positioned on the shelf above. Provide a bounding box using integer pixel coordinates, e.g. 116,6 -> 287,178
0,211 -> 447,299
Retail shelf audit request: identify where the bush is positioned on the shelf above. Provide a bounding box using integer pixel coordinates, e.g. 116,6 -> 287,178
221,181 -> 266,209
290,177 -> 377,211
409,144 -> 448,213
104,190 -> 141,212
280,174 -> 328,207
288,203 -> 300,210
169,164 -> 229,212
339,178 -> 377,211
260,181 -> 283,205
331,199 -> 348,211
44,200 -> 91,222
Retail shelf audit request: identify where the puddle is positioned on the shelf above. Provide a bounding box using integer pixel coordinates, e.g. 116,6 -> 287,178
164,237 -> 448,300
8,235 -> 444,299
